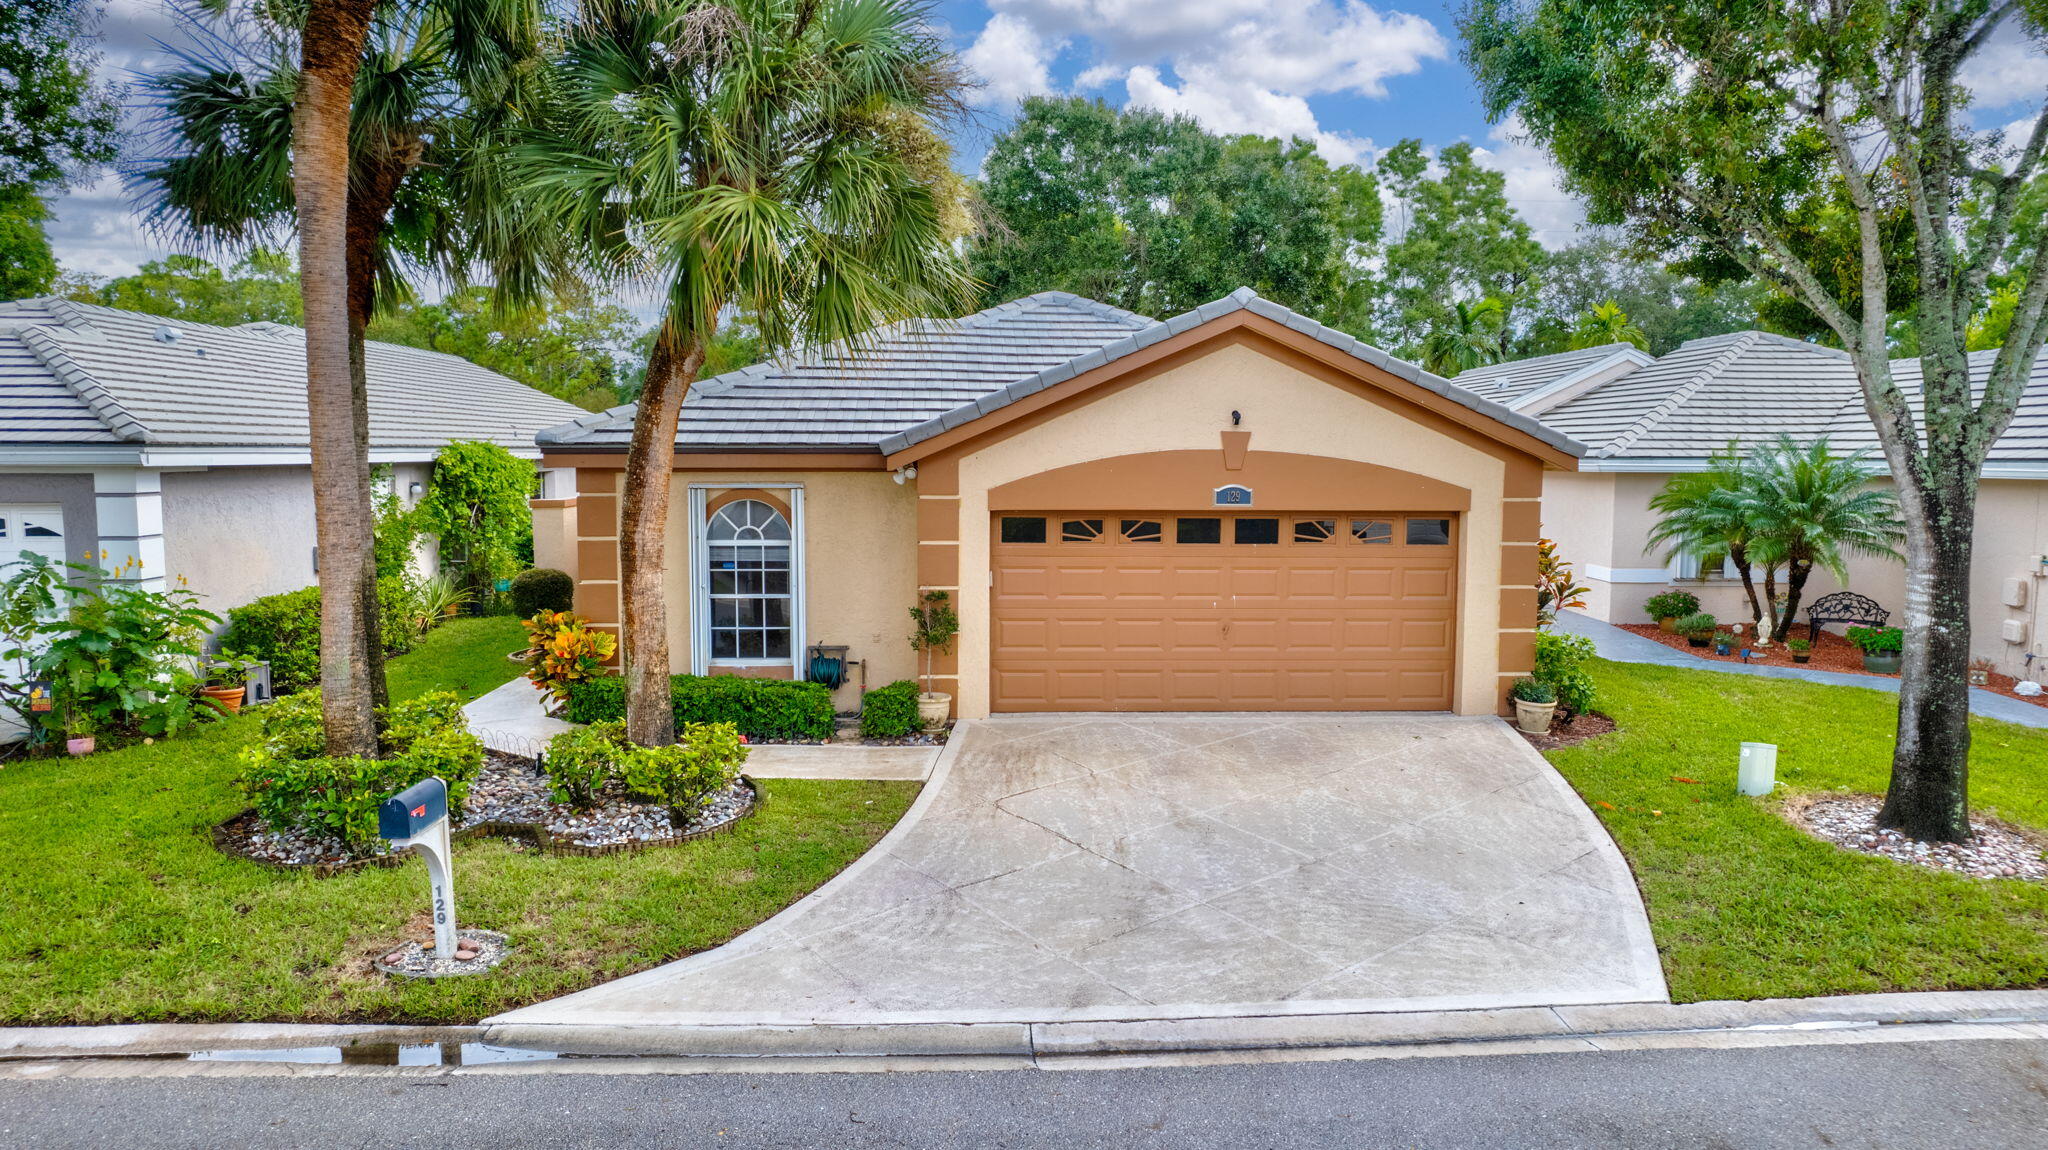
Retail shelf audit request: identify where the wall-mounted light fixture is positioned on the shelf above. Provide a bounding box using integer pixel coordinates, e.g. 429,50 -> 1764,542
407,482 -> 424,500
892,465 -> 918,485
1230,410 -> 1242,427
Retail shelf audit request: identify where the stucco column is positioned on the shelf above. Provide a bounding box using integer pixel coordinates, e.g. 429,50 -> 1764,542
92,469 -> 167,591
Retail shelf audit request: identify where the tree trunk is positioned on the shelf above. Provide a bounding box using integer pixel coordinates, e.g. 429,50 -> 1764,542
1774,558 -> 1815,644
1761,565 -> 1781,643
1877,477 -> 1977,843
295,0 -> 379,758
1730,543 -> 1765,633
618,324 -> 711,747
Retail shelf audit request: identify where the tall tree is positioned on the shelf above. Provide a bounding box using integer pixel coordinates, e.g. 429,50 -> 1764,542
140,0 -> 547,755
0,0 -> 122,297
371,286 -> 640,411
60,249 -> 303,325
1536,232 -> 1767,354
1568,301 -> 1649,351
1466,0 -> 2048,841
516,0 -> 973,746
970,97 -> 1382,328
1377,139 -> 1546,355
1421,296 -> 1508,376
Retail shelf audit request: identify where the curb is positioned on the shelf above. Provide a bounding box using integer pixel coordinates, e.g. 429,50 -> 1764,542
14,989 -> 2048,1069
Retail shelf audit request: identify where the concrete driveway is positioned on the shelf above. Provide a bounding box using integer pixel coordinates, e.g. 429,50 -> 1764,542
495,715 -> 1666,1028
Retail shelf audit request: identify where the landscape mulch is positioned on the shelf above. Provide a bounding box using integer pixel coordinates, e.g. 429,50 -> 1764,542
1518,710 -> 1618,751
1618,622 -> 2048,712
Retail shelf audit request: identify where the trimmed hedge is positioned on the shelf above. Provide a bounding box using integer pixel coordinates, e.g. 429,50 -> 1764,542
564,673 -> 834,742
223,576 -> 420,693
510,567 -> 574,618
859,679 -> 921,739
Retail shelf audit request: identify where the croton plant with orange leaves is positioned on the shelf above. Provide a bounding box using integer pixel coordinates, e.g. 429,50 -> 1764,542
522,610 -> 617,704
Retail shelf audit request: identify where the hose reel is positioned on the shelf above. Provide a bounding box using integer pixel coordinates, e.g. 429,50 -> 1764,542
806,644 -> 850,689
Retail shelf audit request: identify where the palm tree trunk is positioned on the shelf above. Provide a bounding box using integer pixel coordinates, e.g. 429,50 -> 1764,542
618,323 -> 711,746
1773,558 -> 1816,643
1877,477 -> 1977,843
295,0 -> 379,757
1730,543 -> 1765,634
1761,565 -> 1782,642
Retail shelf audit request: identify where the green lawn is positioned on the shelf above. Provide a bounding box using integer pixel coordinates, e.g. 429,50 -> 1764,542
0,616 -> 917,1024
1550,659 -> 2048,1003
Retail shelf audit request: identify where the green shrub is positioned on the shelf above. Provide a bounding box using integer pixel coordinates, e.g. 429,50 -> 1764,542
1509,676 -> 1556,704
1533,631 -> 1598,715
544,720 -> 626,808
859,680 -> 921,739
1847,625 -> 1903,653
235,689 -> 484,848
510,568 -> 575,618
562,673 -> 833,741
1644,590 -> 1701,621
1674,611 -> 1718,638
617,721 -> 748,822
224,577 -> 422,692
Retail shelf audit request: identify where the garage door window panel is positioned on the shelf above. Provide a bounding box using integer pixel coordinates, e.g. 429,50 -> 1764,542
1176,517 -> 1222,544
1001,516 -> 1047,543
1407,518 -> 1452,545
1234,518 -> 1280,545
1062,519 -> 1105,543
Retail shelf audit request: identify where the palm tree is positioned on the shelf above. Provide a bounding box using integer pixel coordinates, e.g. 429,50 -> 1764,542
515,0 -> 973,746
1421,296 -> 1507,377
1743,436 -> 1906,642
1569,300 -> 1648,351
1647,444 -> 1777,636
139,0 -> 547,754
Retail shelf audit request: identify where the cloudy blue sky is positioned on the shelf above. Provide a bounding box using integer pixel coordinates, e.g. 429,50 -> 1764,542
45,0 -> 2048,282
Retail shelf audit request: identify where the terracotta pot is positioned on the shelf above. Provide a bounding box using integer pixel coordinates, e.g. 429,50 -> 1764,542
1657,616 -> 1678,634
65,735 -> 94,756
1513,698 -> 1556,735
917,691 -> 952,731
1861,650 -> 1902,674
200,683 -> 246,714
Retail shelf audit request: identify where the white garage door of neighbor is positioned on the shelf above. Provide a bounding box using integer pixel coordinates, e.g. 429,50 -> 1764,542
0,505 -> 66,571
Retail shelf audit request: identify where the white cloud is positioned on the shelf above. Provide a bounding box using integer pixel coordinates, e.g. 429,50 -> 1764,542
41,173 -> 170,278
966,0 -> 1447,170
962,14 -> 1061,107
1468,116 -> 1585,250
1960,19 -> 2048,110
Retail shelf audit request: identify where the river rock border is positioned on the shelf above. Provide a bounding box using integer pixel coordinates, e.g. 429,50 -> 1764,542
211,776 -> 764,877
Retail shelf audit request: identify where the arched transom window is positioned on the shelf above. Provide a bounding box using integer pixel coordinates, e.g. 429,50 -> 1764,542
706,499 -> 792,660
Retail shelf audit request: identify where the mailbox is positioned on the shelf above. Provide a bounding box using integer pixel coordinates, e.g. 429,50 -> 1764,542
379,777 -> 448,841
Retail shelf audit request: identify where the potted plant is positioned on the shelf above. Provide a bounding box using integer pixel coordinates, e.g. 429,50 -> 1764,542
1675,612 -> 1718,648
199,653 -> 259,714
1509,677 -> 1557,735
1847,625 -> 1904,673
1645,590 -> 1701,634
417,573 -> 470,625
1787,637 -> 1812,664
1969,657 -> 1996,686
1713,631 -> 1734,656
908,590 -> 960,730
63,712 -> 95,756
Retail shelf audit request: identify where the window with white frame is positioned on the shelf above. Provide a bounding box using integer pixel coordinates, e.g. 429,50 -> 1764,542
1668,552 -> 1741,581
706,499 -> 792,661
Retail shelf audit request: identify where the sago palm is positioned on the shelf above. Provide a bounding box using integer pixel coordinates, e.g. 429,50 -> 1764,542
1421,296 -> 1507,377
1742,436 -> 1905,642
515,0 -> 972,745
1569,300 -> 1648,351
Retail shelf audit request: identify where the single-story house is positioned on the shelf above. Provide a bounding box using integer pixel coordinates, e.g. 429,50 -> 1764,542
1454,332 -> 2048,677
0,296 -> 587,616
531,289 -> 1585,718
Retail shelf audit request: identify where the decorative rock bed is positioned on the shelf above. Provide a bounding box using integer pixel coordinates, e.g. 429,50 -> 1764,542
213,750 -> 760,873
375,928 -> 513,979
1785,793 -> 2048,881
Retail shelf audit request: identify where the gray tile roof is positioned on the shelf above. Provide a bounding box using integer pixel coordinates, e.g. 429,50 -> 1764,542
543,288 -> 1587,460
1536,329 -> 2048,464
0,297 -> 586,453
1451,343 -> 1649,408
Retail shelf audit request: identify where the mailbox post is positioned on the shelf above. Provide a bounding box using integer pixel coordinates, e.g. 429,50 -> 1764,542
380,777 -> 459,958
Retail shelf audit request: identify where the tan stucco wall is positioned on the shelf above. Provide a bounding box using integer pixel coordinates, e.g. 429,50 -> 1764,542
1549,471 -> 2048,678
658,470 -> 920,711
945,340 -> 1513,718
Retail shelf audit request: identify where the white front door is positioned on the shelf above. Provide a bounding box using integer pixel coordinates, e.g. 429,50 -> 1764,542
0,505 -> 66,570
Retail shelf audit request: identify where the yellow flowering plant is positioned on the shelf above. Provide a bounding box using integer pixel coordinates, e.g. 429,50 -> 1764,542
521,610 -> 616,705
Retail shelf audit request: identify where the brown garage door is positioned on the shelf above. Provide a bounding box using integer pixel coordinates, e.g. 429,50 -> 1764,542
991,513 -> 1458,712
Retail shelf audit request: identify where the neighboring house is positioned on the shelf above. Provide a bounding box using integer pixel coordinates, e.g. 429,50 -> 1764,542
1482,330 -> 2048,676
0,296 -> 587,620
531,289 -> 1583,718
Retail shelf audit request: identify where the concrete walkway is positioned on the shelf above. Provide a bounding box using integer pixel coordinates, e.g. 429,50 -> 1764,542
491,714 -> 1666,1033
459,679 -> 938,779
1554,612 -> 2048,729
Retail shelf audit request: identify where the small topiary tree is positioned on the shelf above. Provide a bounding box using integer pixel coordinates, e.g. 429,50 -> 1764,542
510,568 -> 575,618
909,590 -> 959,699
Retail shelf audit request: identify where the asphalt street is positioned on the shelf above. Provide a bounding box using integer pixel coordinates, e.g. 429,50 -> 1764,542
5,1036 -> 2048,1148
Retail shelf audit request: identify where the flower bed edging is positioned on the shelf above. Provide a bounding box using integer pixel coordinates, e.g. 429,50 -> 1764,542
211,776 -> 763,875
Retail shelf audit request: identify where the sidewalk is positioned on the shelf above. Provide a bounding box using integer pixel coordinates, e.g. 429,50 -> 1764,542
1554,611 -> 2048,729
